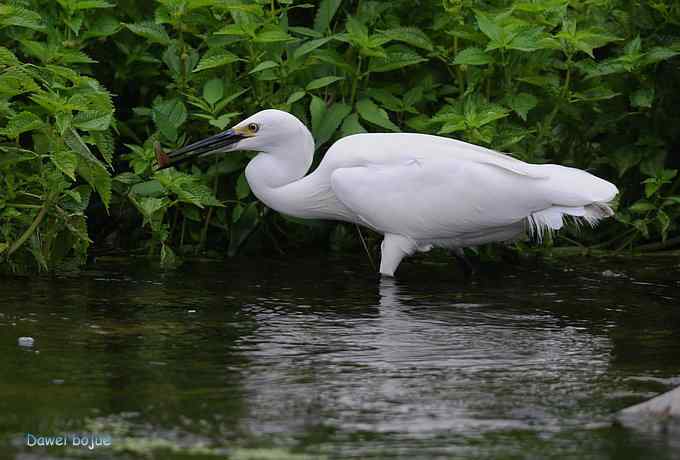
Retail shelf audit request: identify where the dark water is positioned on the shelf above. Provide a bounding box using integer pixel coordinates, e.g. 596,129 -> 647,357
1,254 -> 679,459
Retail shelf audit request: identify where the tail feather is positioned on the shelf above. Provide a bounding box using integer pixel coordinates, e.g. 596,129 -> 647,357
528,202 -> 614,242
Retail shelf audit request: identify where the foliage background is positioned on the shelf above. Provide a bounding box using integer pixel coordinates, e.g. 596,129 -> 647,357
1,0 -> 679,273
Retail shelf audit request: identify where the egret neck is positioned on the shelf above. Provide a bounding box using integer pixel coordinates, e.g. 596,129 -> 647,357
244,127 -> 338,221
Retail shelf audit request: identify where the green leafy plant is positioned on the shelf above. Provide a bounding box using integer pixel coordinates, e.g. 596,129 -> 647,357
0,1 -> 116,272
1,0 -> 680,273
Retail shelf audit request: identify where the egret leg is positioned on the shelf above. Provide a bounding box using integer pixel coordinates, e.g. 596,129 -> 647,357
379,234 -> 417,277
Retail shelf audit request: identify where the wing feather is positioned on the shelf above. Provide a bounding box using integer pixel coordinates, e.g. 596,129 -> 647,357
330,158 -> 552,239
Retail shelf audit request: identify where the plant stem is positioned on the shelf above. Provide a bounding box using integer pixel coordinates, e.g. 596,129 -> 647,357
636,235 -> 680,252
350,56 -> 362,106
591,228 -> 636,249
6,204 -> 49,257
614,232 -> 639,253
199,207 -> 213,252
6,203 -> 42,209
454,36 -> 464,96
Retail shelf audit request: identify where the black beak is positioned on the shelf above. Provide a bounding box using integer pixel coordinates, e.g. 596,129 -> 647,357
156,129 -> 245,170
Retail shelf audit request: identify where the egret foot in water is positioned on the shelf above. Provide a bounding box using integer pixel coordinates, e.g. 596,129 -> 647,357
157,110 -> 618,278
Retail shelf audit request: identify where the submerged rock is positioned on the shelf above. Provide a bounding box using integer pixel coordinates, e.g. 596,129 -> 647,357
17,337 -> 34,348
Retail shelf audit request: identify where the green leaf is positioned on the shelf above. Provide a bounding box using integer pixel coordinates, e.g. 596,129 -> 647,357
294,37 -> 334,60
203,79 -> 224,105
81,15 -> 120,39
113,172 -> 142,186
254,27 -> 294,43
77,160 -> 111,209
623,36 -> 642,56
570,86 -> 620,103
476,13 -> 503,44
0,111 -> 44,139
73,111 -> 112,131
310,95 -> 326,138
155,170 -> 222,208
73,0 -> 115,10
368,89 -> 404,112
305,76 -> 344,91
341,113 -> 366,136
0,5 -> 44,30
356,98 -> 400,132
610,148 -> 641,177
0,68 -> 39,97
125,21 -> 170,45
51,150 -> 78,181
0,46 -> 20,66
629,200 -> 656,213
64,128 -> 106,167
133,196 -> 167,223
207,157 -> 243,179
381,27 -> 433,51
236,172 -> 250,199
92,131 -> 114,166
315,102 -> 351,147
630,87 -> 654,108
228,202 -> 259,256
62,185 -> 92,214
232,204 -> 243,223
453,47 -> 493,65
505,93 -> 538,121
209,113 -> 236,130
314,0 -> 342,32
152,99 -> 187,141
438,118 -> 467,134
286,91 -> 307,105
345,16 -> 369,43
662,196 -> 680,207
642,47 -> 680,66
194,52 -> 241,72
214,23 -> 251,37
643,181 -> 658,202
130,180 -> 165,197
248,60 -> 279,74
507,28 -> 547,52
289,26 -> 323,38
558,24 -> 621,58
368,45 -> 426,72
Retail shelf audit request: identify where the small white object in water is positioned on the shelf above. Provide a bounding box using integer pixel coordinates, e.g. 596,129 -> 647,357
18,337 -> 34,347
187,309 -> 197,313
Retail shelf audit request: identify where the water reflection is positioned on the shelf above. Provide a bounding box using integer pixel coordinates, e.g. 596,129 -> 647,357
235,275 -> 615,455
1,256 -> 679,459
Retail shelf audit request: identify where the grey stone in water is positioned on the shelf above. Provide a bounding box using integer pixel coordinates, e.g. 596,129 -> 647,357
619,386 -> 680,418
18,337 -> 34,348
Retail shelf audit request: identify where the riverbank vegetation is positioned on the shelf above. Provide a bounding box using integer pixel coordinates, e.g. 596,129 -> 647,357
1,0 -> 679,273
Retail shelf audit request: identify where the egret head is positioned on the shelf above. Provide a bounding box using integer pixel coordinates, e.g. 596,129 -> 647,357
157,109 -> 312,169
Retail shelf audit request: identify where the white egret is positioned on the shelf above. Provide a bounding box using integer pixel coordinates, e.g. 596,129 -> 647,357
157,109 -> 618,277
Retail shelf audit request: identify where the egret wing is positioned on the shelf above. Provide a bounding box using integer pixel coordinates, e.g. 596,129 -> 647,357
329,158 -> 553,239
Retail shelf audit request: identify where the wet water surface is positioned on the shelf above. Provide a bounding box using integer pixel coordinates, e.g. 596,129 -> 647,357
1,254 -> 679,459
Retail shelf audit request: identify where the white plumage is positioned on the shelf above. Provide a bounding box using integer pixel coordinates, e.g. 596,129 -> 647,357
163,109 -> 618,277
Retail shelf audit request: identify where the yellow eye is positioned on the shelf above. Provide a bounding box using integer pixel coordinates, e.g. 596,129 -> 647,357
248,123 -> 259,133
